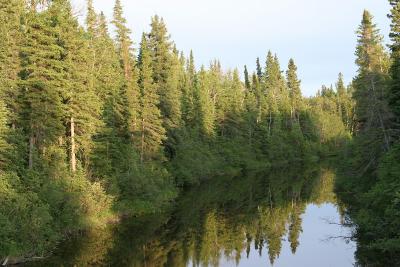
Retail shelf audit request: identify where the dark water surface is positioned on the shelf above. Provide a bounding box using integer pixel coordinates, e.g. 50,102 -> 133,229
25,165 -> 355,267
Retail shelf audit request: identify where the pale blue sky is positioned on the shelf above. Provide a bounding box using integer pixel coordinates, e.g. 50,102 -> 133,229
71,0 -> 391,96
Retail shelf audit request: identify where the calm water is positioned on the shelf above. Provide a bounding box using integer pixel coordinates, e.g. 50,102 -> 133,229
25,165 -> 355,267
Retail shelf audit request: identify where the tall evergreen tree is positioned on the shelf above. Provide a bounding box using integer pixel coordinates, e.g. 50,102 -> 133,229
148,15 -> 182,132
86,0 -> 97,36
0,0 -> 24,127
335,73 -> 351,128
0,100 -> 10,169
244,65 -> 251,90
286,59 -> 302,119
112,0 -> 133,79
53,0 -> 102,172
181,50 -> 197,125
256,57 -> 263,81
388,0 -> 400,121
196,66 -> 215,136
20,7 -> 65,169
353,10 -> 392,169
138,34 -> 166,162
112,0 -> 140,145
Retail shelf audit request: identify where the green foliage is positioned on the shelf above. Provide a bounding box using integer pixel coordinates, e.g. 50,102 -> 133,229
335,8 -> 400,266
0,0 -> 351,262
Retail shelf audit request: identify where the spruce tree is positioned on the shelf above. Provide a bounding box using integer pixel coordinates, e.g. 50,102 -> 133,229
335,73 -> 349,126
112,0 -> 140,145
0,0 -> 24,127
112,0 -> 133,79
53,0 -> 102,172
220,69 -> 245,136
86,0 -> 97,35
182,50 -> 197,126
286,59 -> 302,120
0,100 -> 10,169
264,52 -> 282,134
244,65 -> 251,90
138,34 -> 166,162
256,57 -> 263,81
20,7 -> 65,169
148,15 -> 182,131
251,72 -> 263,124
196,66 -> 215,136
353,10 -> 392,166
388,0 -> 400,120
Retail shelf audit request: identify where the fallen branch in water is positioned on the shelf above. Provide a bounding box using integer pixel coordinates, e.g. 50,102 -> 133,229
2,257 -> 9,266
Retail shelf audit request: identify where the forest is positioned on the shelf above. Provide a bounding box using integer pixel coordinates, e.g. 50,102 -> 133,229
0,0 -> 399,266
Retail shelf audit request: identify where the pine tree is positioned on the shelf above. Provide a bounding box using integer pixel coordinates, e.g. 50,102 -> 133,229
138,34 -> 166,162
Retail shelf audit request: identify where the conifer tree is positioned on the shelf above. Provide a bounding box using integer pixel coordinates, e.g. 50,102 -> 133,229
20,7 -> 65,169
0,0 -> 24,127
112,0 -> 133,79
138,34 -> 166,162
244,77 -> 258,144
244,65 -> 251,90
264,52 -> 282,134
388,0 -> 400,121
148,15 -> 182,131
53,0 -> 102,172
353,10 -> 392,167
112,0 -> 140,145
181,50 -> 197,126
0,100 -> 10,169
251,72 -> 263,124
286,59 -> 302,120
256,57 -> 263,81
196,66 -> 215,136
222,69 -> 244,136
86,0 -> 97,36
335,73 -> 350,127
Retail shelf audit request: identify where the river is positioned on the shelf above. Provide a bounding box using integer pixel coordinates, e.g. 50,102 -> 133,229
23,165 -> 355,267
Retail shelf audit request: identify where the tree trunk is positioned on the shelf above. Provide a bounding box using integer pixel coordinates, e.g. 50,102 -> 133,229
268,112 -> 272,136
140,118 -> 145,164
70,117 -> 76,173
28,135 -> 35,169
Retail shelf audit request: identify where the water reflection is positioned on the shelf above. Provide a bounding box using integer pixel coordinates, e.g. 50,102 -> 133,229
25,165 -> 355,267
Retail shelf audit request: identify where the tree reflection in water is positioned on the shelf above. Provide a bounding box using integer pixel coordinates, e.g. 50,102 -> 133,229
26,164 -> 351,267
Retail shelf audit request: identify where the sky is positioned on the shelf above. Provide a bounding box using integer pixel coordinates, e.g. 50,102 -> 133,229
70,0 -> 391,96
